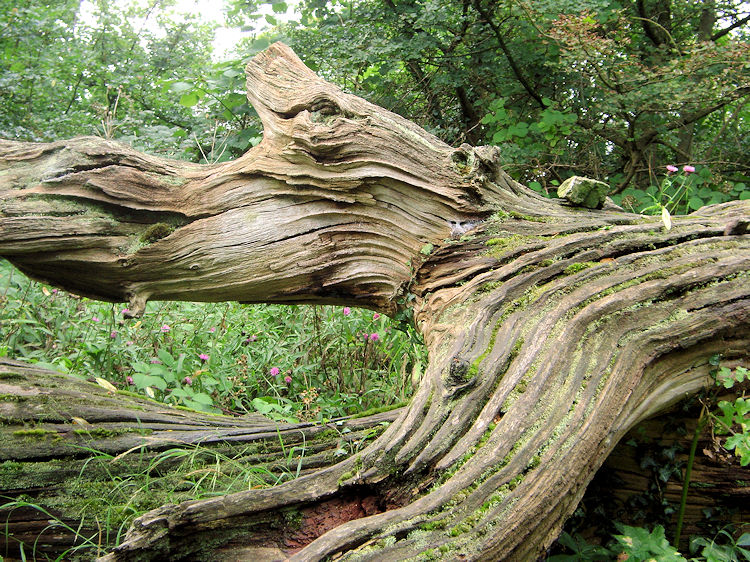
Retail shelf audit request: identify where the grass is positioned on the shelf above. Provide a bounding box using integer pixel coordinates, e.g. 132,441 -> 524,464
0,259 -> 424,420
0,434 -> 335,560
0,256 -> 420,558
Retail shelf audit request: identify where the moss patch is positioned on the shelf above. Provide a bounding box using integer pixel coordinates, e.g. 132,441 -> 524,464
140,222 -> 174,244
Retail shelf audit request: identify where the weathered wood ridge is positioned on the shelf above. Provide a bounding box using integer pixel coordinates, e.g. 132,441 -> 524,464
1,43 -> 748,560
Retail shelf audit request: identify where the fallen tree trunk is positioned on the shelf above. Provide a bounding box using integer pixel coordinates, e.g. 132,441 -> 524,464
0,358 -> 397,560
1,42 -> 748,561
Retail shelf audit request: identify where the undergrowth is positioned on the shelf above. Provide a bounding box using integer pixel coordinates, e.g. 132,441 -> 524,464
0,259 -> 425,420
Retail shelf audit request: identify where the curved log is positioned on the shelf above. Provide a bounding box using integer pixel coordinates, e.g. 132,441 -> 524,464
1,43 -> 749,561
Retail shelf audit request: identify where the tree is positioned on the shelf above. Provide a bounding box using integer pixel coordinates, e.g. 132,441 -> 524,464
0,0 -> 256,161
1,43 -> 748,561
286,0 -> 750,191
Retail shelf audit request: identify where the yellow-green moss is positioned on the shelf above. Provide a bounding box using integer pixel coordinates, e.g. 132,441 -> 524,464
140,222 -> 174,244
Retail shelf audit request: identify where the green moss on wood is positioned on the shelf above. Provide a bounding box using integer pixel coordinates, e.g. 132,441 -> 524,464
12,428 -> 55,438
140,222 -> 174,244
564,261 -> 597,275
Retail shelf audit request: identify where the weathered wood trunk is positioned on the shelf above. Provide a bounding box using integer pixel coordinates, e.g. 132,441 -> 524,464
0,358 -> 398,560
1,43 -> 748,561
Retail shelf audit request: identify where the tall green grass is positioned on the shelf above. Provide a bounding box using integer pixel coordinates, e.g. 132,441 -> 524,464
0,259 -> 424,419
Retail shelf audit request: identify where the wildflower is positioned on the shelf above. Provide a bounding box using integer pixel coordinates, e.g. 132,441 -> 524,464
121,308 -> 130,315
199,353 -> 209,362
343,307 -> 351,316
110,331 -> 118,339
183,376 -> 192,385
373,313 -> 380,320
92,316 -> 100,322
683,165 -> 695,174
369,333 -> 380,342
270,366 -> 280,376
208,326 -> 216,333
161,324 -> 171,332
51,289 -> 58,294
126,340 -> 134,346
150,359 -> 162,364
666,165 -> 678,174
126,376 -> 134,385
284,375 -> 292,384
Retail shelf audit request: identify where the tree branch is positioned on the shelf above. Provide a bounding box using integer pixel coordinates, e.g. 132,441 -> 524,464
711,13 -> 750,42
471,0 -> 546,108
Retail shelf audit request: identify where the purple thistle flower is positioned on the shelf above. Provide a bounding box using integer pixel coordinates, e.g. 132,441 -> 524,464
270,366 -> 280,376
683,165 -> 695,174
150,358 -> 161,364
666,165 -> 678,174
183,376 -> 192,385
160,324 -> 171,332
284,375 -> 292,384
369,333 -> 380,342
126,376 -> 134,385
199,353 -> 209,362
121,308 -> 131,315
343,307 -> 351,316
373,313 -> 381,320
92,316 -> 100,323
110,331 -> 118,339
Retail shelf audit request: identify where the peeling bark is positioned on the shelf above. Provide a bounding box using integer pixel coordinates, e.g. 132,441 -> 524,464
1,43 -> 749,561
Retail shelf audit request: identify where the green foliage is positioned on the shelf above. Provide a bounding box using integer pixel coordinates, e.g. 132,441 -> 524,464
550,524 -> 686,561
612,524 -> 686,561
0,435 -> 317,559
709,360 -> 750,467
548,531 -> 611,561
0,0 -> 262,161
690,530 -> 750,562
481,97 -> 577,155
0,260 -> 423,419
284,0 -> 749,196
552,525 -> 750,562
611,167 -> 749,216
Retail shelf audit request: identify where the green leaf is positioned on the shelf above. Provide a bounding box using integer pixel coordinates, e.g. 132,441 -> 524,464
170,81 -> 193,93
687,196 -> 704,211
132,373 -> 167,391
272,2 -> 287,13
157,348 -> 175,367
190,392 -> 214,405
528,181 -> 543,192
179,92 -> 199,107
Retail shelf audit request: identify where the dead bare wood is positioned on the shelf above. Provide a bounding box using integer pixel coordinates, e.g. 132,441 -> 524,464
1,43 -> 748,561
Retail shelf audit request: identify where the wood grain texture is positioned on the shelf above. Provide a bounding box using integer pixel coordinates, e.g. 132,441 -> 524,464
1,43 -> 749,561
